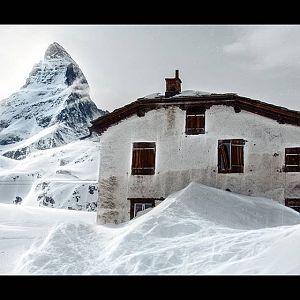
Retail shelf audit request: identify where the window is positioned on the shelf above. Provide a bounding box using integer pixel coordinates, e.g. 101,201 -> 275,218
129,199 -> 155,219
131,142 -> 156,175
185,108 -> 205,135
285,199 -> 300,213
285,147 -> 300,172
218,139 -> 245,173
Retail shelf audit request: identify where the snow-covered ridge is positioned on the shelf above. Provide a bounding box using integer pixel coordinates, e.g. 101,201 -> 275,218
2,182 -> 300,275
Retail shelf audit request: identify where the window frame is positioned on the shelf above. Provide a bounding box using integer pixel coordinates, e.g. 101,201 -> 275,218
218,139 -> 245,174
185,108 -> 205,135
128,198 -> 156,219
131,142 -> 156,175
285,147 -> 300,172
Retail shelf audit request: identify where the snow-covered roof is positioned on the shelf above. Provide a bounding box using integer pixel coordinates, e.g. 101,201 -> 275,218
142,90 -> 212,99
90,92 -> 300,135
172,90 -> 212,97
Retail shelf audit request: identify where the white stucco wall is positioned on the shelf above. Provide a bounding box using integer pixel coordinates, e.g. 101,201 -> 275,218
97,105 -> 300,224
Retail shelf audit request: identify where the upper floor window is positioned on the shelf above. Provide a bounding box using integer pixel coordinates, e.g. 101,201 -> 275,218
131,142 -> 156,175
218,139 -> 245,173
285,147 -> 300,172
185,108 -> 205,135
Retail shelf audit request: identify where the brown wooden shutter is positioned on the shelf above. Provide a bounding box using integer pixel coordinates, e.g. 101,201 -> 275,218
231,143 -> 244,173
197,115 -> 205,131
285,147 -> 300,172
185,108 -> 205,135
132,142 -> 156,175
218,139 -> 244,173
186,116 -> 193,131
132,149 -> 142,171
218,142 -> 230,172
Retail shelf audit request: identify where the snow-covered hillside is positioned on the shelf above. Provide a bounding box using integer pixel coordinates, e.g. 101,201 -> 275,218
0,139 -> 99,210
0,42 -> 106,160
2,182 -> 300,275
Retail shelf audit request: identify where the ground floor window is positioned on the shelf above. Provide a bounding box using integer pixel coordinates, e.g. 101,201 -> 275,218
128,198 -> 161,219
134,203 -> 153,217
285,199 -> 300,213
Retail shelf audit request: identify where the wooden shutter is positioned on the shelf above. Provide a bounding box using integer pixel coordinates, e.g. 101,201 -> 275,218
131,142 -> 156,175
132,148 -> 142,172
231,140 -> 244,173
285,148 -> 300,172
218,139 -> 244,173
218,142 -> 230,172
185,108 -> 205,134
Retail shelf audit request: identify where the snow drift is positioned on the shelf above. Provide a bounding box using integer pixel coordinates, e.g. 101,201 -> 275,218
2,182 -> 300,275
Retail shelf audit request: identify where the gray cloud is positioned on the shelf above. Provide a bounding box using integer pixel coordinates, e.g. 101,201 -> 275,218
0,25 -> 300,112
223,25 -> 300,70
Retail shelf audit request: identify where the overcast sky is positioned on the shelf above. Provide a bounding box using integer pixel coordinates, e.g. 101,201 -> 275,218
1,25 -> 300,112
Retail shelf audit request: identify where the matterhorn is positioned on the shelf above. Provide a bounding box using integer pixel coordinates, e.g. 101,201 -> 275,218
0,42 -> 106,159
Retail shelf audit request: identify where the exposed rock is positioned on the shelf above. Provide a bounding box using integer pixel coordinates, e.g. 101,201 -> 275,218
0,42 -> 107,159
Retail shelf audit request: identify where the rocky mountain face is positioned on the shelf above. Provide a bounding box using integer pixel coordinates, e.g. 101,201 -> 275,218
0,42 -> 107,159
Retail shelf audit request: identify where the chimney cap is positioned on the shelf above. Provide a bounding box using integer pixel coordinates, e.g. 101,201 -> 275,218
165,70 -> 182,82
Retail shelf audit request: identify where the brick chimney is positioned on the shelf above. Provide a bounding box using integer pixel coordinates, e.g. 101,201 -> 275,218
165,70 -> 182,97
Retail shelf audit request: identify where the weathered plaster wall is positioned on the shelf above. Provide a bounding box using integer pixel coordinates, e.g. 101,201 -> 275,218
97,105 -> 300,224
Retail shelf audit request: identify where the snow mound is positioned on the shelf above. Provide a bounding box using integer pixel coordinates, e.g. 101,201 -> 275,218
8,182 -> 300,275
0,203 -> 95,274
154,182 -> 300,230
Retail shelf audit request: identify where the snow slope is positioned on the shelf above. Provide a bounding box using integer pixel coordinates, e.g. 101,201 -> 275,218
0,139 -> 99,210
0,203 -> 96,274
2,182 -> 300,275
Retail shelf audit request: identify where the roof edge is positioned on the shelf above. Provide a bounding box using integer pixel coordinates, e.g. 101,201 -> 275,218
90,94 -> 300,134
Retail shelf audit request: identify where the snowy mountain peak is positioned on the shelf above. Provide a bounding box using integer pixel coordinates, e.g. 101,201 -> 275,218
0,43 -> 107,159
44,42 -> 74,61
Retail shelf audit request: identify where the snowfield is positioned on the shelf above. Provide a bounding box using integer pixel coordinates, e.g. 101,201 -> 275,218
0,139 -> 100,210
1,182 -> 300,275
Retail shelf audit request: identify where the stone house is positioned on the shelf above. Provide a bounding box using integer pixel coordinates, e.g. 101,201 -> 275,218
90,70 -> 300,224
